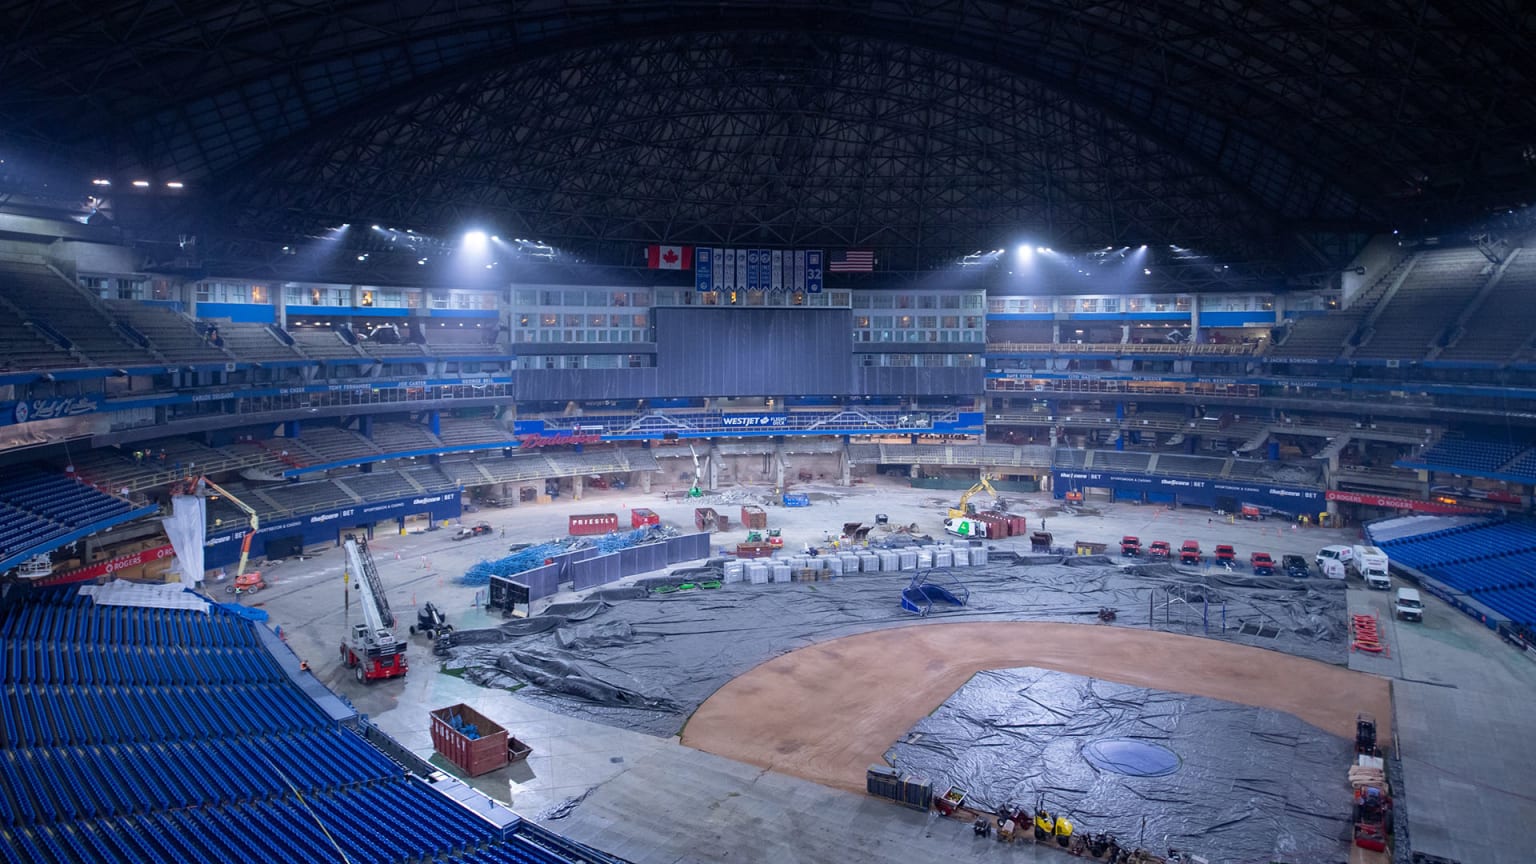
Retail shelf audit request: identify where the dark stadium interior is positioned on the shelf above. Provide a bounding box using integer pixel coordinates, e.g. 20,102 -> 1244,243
2,3 -> 1536,863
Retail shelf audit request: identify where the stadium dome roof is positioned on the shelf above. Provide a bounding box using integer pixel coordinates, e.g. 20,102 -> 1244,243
3,0 -> 1533,274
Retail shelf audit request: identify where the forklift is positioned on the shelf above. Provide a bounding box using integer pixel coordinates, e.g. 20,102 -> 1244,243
409,601 -> 454,641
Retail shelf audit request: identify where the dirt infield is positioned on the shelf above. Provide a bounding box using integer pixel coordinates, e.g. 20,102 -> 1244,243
681,621 -> 1392,794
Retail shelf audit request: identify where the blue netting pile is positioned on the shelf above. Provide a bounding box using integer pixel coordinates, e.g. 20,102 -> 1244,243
460,527 -> 665,585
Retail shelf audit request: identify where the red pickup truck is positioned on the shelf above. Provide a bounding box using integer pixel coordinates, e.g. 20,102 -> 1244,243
1179,540 -> 1202,565
1120,536 -> 1142,557
1148,540 -> 1172,559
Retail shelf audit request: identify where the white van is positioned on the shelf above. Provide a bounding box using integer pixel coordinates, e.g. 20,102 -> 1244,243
944,517 -> 988,539
1395,587 -> 1424,622
1351,545 -> 1392,590
1316,545 -> 1353,576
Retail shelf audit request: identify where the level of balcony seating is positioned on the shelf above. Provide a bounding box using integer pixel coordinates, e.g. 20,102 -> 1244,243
1150,454 -> 1226,477
289,328 -> 365,360
0,263 -> 161,368
333,471 -> 416,502
0,313 -> 77,371
1404,435 -> 1527,475
1091,450 -> 1151,472
359,337 -> 426,359
369,421 -> 440,452
542,447 -> 658,475
1438,250 -> 1536,361
295,427 -> 381,463
254,480 -> 356,514
1354,248 -> 1491,359
424,324 -> 508,355
0,470 -> 139,565
0,585 -> 618,864
105,302 -> 229,365
402,466 -> 460,493
438,415 -> 515,446
437,459 -> 496,487
211,321 -> 307,362
1270,312 -> 1362,358
1501,449 -> 1536,481
1371,520 -> 1536,625
1227,459 -> 1322,485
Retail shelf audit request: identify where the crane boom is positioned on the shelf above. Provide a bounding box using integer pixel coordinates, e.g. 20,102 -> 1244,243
181,476 -> 260,579
948,476 -> 1001,520
341,534 -> 407,683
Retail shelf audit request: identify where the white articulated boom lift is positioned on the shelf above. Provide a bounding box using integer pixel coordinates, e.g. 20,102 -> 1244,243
339,533 -> 407,683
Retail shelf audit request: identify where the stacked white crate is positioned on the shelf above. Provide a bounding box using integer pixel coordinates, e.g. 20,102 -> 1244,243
951,546 -> 970,566
771,563 -> 791,583
878,551 -> 900,570
747,563 -> 770,584
916,549 -> 933,568
898,551 -> 918,570
971,546 -> 988,565
839,553 -> 861,573
933,548 -> 953,568
859,553 -> 880,572
723,561 -> 745,584
825,557 -> 843,576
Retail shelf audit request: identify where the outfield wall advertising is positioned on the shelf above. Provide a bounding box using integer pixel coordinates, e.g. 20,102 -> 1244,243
1053,470 -> 1323,514
202,491 -> 461,570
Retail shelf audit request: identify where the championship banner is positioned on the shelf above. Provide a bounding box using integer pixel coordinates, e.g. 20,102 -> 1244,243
723,248 -> 737,291
694,247 -> 713,293
771,250 -> 783,292
746,249 -> 760,292
806,249 -> 824,293
736,247 -> 747,291
793,250 -> 806,293
711,248 -> 725,292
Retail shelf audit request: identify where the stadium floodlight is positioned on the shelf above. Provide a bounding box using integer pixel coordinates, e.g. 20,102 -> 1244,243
91,178 -> 111,186
1144,268 -> 1152,275
131,180 -> 150,188
463,230 -> 489,251
1016,245 -> 1033,260
165,181 -> 184,189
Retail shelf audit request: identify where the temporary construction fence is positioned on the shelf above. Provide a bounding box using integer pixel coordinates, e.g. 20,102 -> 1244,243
485,531 -> 712,606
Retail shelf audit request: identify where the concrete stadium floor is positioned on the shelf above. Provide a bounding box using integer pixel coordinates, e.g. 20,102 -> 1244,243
242,476 -> 1536,863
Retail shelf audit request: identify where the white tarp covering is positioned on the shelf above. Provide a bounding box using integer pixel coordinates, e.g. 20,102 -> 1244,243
160,494 -> 208,586
79,580 -> 210,614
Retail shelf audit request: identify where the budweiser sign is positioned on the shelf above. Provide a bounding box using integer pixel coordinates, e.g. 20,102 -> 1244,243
1325,490 -> 1478,515
518,434 -> 602,448
39,543 -> 176,586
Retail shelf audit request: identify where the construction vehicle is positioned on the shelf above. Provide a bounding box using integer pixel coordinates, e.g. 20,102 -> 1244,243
947,476 -> 1002,520
173,476 -> 263,593
1148,540 -> 1172,559
1120,536 -> 1142,557
451,522 -> 492,540
766,528 -> 784,548
339,534 -> 408,684
409,602 -> 453,641
944,517 -> 988,538
688,443 -> 705,497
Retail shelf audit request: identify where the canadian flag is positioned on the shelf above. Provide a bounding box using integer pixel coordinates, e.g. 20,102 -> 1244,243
645,245 -> 693,270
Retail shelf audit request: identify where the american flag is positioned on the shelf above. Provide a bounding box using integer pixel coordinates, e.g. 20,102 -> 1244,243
828,249 -> 876,272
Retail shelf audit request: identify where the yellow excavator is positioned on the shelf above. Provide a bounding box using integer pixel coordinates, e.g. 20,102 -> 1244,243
175,476 -> 264,594
948,475 -> 1003,520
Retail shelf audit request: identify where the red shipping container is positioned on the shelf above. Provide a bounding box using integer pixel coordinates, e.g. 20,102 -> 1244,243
430,703 -> 511,776
977,513 -> 1010,538
569,513 -> 619,535
631,508 -> 660,528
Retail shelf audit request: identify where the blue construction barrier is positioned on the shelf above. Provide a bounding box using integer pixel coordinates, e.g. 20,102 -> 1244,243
782,493 -> 810,507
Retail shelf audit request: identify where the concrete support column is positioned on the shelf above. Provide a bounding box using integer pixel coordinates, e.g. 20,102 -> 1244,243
840,449 -> 852,486
284,420 -> 301,439
1052,321 -> 1061,343
358,415 -> 373,439
1121,324 -> 1131,344
776,456 -> 786,490
428,410 -> 441,436
572,474 -> 584,501
707,454 -> 719,490
1189,303 -> 1201,343
640,471 -> 653,494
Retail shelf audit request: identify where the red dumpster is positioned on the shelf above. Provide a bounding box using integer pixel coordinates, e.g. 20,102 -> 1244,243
430,703 -> 511,776
740,505 -> 767,529
631,508 -> 660,528
569,513 -> 619,536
